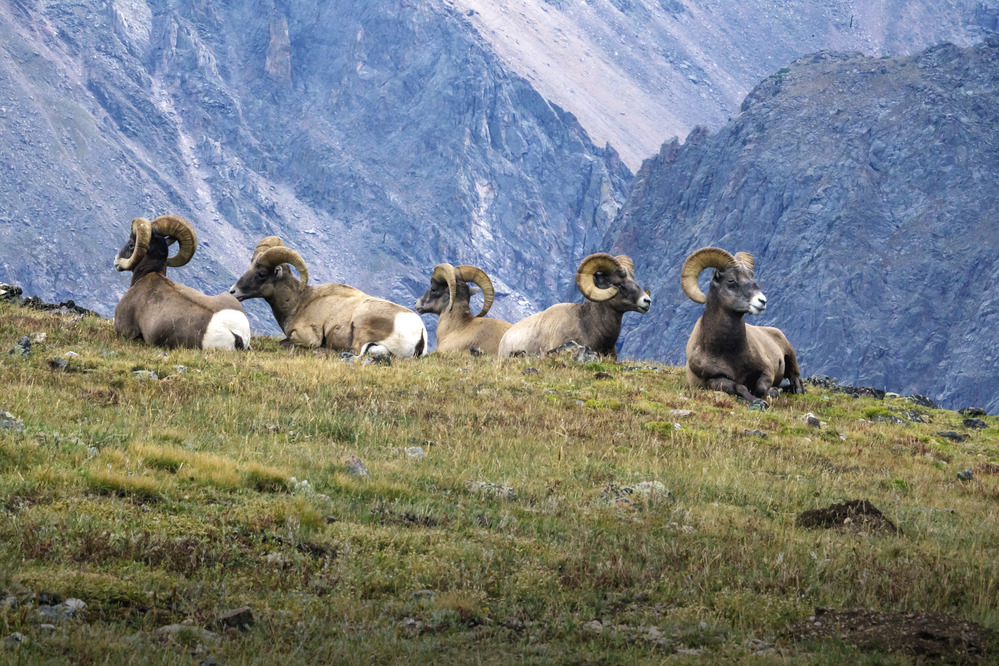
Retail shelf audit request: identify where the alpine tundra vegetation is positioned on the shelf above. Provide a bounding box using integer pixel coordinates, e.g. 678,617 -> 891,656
1,297 -> 997,662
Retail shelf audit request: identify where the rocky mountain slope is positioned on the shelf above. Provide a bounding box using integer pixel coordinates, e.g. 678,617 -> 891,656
452,0 -> 999,168
0,0 -> 628,333
609,39 -> 999,412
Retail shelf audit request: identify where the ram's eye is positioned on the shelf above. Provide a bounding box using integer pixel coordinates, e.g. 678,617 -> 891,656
727,280 -> 737,287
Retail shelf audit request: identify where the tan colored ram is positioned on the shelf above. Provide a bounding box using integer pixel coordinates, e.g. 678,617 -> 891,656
415,263 -> 512,355
230,237 -> 427,357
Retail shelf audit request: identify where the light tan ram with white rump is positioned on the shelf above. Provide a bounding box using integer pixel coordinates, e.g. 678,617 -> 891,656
230,237 -> 427,357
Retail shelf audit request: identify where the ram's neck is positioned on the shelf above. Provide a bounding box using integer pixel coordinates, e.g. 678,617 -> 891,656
700,295 -> 748,353
267,278 -> 306,332
579,300 -> 624,354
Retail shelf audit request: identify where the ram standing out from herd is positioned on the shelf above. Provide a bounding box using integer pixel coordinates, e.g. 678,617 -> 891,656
108,216 -> 804,407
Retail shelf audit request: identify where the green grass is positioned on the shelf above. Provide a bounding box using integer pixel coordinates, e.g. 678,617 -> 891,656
0,302 -> 997,663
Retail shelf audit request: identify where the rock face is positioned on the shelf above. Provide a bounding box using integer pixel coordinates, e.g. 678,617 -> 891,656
609,39 -> 999,412
453,0 -> 999,168
0,0 -> 629,334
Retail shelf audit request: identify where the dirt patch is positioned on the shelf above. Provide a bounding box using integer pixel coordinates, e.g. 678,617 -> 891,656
796,499 -> 902,535
786,608 -> 996,663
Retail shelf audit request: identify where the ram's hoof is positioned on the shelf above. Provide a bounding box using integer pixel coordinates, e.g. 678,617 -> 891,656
749,399 -> 769,412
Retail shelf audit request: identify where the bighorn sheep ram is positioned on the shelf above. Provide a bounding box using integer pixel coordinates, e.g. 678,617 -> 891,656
414,263 -> 512,355
113,215 -> 251,350
498,253 -> 651,358
230,237 -> 427,357
681,247 -> 804,404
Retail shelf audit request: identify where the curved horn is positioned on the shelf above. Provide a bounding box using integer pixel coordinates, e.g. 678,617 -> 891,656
432,263 -> 457,313
256,246 -> 309,289
615,255 -> 635,275
150,215 -> 197,267
733,251 -> 754,274
576,253 -> 622,303
253,236 -> 285,262
116,217 -> 152,271
680,247 -> 735,304
456,265 -> 494,317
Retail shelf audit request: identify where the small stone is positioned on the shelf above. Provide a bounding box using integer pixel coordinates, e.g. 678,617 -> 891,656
906,394 -> 938,409
30,332 -> 46,344
339,351 -> 359,363
749,400 -> 768,411
583,620 -> 604,633
99,349 -> 117,358
937,431 -> 967,442
0,411 -> 25,431
217,606 -> 254,631
175,365 -> 187,374
957,469 -> 974,481
465,480 -> 516,500
405,446 -> 426,459
198,659 -> 224,666
803,413 -> 821,427
132,370 -> 158,380
1,632 -> 25,649
8,335 -> 30,357
364,355 -> 391,366
36,598 -> 87,623
594,371 -> 613,380
344,455 -> 369,477
963,418 -> 987,430
744,429 -> 768,438
959,407 -> 987,417
38,623 -> 56,632
522,367 -> 539,376
409,590 -> 435,600
668,409 -> 693,418
157,624 -> 220,643
468,346 -> 485,357
64,351 -> 79,358
155,351 -> 170,359
49,357 -> 69,371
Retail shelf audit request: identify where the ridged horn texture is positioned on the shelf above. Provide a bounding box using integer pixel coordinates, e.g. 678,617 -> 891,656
253,236 -> 285,263
680,247 -> 735,304
615,255 -> 635,275
733,251 -> 755,274
432,263 -> 458,313
576,253 -> 623,303
150,215 -> 197,267
117,217 -> 153,271
456,265 -> 494,317
256,246 -> 309,288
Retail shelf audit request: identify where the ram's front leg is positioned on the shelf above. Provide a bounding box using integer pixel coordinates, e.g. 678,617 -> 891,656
754,375 -> 779,400
707,376 -> 757,403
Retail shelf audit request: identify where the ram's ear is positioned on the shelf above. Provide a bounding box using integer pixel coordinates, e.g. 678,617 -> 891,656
274,265 -> 284,280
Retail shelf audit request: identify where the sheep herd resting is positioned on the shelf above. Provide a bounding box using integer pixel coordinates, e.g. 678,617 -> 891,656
111,216 -> 804,404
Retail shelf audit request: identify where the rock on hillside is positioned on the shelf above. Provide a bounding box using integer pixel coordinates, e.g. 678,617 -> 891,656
453,0 -> 999,168
0,0 -> 628,334
609,39 -> 999,412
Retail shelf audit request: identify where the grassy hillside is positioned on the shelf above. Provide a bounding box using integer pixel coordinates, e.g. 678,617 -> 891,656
0,302 -> 996,664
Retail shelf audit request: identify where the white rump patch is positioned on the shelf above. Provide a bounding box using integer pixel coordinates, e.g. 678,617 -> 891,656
376,312 -> 428,358
202,310 -> 252,350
